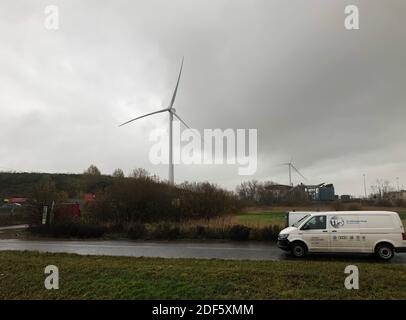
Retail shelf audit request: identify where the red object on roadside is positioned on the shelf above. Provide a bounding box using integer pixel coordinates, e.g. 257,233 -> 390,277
84,193 -> 94,203
57,203 -> 81,219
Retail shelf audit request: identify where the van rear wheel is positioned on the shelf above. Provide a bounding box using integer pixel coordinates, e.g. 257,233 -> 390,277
291,242 -> 307,258
376,244 -> 394,261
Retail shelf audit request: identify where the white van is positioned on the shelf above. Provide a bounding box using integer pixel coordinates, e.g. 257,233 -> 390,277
277,211 -> 406,260
286,211 -> 316,227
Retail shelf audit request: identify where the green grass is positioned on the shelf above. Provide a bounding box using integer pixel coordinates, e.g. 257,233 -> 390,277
0,251 -> 405,299
399,212 -> 406,227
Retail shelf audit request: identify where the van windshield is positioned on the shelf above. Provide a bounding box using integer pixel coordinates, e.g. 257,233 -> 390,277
292,215 -> 310,228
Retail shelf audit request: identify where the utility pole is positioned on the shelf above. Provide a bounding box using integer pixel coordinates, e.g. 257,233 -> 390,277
396,177 -> 400,192
363,174 -> 367,199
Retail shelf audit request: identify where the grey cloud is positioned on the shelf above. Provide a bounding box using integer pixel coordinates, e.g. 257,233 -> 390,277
0,0 -> 405,196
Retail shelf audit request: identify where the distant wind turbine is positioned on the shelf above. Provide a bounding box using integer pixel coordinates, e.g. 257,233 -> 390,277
282,158 -> 306,186
119,57 -> 191,185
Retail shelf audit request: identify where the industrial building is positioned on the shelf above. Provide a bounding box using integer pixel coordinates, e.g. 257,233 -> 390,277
385,190 -> 406,202
264,183 -> 336,202
296,183 -> 335,202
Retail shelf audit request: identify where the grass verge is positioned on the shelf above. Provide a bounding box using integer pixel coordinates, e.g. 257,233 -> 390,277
0,251 -> 405,299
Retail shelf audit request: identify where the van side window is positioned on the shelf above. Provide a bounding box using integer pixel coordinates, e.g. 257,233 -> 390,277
301,216 -> 326,230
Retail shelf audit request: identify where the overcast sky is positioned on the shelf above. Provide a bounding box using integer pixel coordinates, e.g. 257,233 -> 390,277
0,0 -> 405,196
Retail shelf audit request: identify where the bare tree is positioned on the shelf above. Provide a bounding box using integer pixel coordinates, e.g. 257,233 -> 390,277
237,180 -> 258,201
112,168 -> 125,178
130,168 -> 150,179
84,164 -> 101,176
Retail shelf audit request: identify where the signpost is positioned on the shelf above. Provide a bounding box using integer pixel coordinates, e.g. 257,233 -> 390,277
42,206 -> 48,225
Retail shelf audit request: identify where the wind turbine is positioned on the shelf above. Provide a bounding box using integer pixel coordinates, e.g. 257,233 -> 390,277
119,57 -> 191,185
282,158 -> 306,186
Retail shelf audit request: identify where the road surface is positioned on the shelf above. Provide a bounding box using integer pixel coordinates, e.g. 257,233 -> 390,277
0,239 -> 405,263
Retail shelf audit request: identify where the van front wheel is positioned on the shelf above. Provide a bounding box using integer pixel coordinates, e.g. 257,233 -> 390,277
291,242 -> 307,258
375,244 -> 394,261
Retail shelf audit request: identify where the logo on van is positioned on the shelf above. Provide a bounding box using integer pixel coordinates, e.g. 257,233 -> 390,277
330,216 -> 345,228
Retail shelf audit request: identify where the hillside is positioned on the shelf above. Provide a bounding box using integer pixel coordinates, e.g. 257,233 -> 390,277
0,172 -> 114,198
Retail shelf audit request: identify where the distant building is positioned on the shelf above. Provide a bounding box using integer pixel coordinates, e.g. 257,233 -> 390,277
262,183 -> 336,203
296,183 -> 336,202
319,184 -> 335,201
341,195 -> 351,201
298,183 -> 322,201
385,190 -> 406,202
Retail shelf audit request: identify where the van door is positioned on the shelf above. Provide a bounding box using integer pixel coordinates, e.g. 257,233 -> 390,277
361,214 -> 399,253
329,214 -> 365,252
299,215 -> 330,252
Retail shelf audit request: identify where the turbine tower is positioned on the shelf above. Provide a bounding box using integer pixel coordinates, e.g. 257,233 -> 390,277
282,158 -> 306,186
119,57 -> 191,185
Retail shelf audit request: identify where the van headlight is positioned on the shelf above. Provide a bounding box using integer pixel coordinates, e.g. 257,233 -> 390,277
278,234 -> 289,240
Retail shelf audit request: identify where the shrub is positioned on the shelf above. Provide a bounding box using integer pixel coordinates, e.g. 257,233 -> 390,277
332,202 -> 344,211
178,182 -> 242,219
395,199 -> 405,207
88,177 -> 179,224
28,177 -> 69,223
127,224 -> 148,240
0,210 -> 37,227
346,203 -> 362,211
195,225 -> 206,237
259,225 -> 278,241
375,199 -> 393,207
29,222 -> 106,238
105,222 -> 126,234
200,227 -> 230,240
248,225 -> 281,241
152,224 -> 180,240
180,225 -> 207,239
229,225 -> 251,241
85,176 -> 243,225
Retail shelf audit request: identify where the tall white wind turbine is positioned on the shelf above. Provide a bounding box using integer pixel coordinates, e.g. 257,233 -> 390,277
119,57 -> 191,185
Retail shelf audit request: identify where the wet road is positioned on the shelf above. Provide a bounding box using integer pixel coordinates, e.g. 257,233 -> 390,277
0,239 -> 405,263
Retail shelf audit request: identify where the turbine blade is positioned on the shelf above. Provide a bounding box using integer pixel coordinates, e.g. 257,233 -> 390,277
173,112 -> 202,141
173,112 -> 190,129
291,164 -> 307,180
169,57 -> 184,109
119,108 -> 169,127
